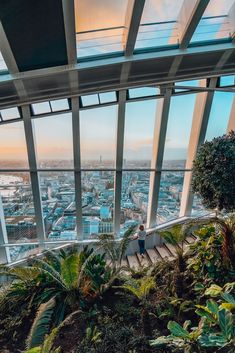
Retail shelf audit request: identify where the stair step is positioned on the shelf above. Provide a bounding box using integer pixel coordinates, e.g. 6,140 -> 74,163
120,258 -> 128,267
146,248 -> 160,264
164,243 -> 177,257
136,252 -> 150,266
155,245 -> 172,259
186,235 -> 195,244
127,255 -> 139,269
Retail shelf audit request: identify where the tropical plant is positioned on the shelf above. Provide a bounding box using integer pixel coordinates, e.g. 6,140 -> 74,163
150,282 -> 235,353
192,130 -> 235,212
24,328 -> 61,353
160,224 -> 190,297
98,225 -> 136,290
187,225 -> 234,283
0,246 -> 110,348
119,275 -> 155,336
160,224 -> 187,273
185,214 -> 235,268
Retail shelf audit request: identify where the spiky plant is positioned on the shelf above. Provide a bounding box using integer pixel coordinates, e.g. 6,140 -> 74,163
160,224 -> 187,273
0,246 -> 110,347
26,298 -> 56,349
24,327 -> 61,353
119,275 -> 155,336
98,225 -> 137,290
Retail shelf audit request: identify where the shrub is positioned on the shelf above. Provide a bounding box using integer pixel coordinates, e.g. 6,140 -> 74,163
192,131 -> 235,212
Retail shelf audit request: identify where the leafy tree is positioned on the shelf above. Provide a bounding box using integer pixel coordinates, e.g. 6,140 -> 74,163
192,130 -> 235,212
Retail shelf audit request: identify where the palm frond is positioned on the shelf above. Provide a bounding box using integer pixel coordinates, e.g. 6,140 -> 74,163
26,297 -> 56,349
0,265 -> 41,282
118,225 -> 137,263
31,258 -> 67,291
61,254 -> 80,289
120,276 -> 155,301
41,327 -> 61,353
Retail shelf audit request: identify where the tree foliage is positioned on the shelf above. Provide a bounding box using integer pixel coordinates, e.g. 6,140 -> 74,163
192,131 -> 235,211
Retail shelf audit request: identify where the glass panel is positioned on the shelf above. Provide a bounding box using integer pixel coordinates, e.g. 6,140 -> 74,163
1,107 -> 20,121
7,244 -> 40,263
81,171 -> 114,239
81,94 -> 99,107
220,75 -> 235,86
174,79 -> 201,92
33,113 -> 73,169
32,102 -> 51,115
129,87 -> 160,99
162,94 -> 197,169
191,0 -> 234,43
123,99 -> 159,169
50,99 -> 69,112
120,171 -> 150,235
0,121 -> 29,169
205,92 -> 234,141
80,105 -> 117,168
135,0 -> 184,49
99,91 -> 117,104
75,0 -> 127,57
39,172 -> 77,241
0,172 -> 37,243
0,51 -> 7,71
157,171 -> 185,225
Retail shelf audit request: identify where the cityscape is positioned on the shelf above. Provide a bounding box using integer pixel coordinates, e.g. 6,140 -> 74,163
0,158 -> 206,261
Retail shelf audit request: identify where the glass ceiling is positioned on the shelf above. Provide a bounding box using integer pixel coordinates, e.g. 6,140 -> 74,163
135,0 -> 184,49
73,0 -> 235,59
191,0 -> 234,43
74,0 -> 128,57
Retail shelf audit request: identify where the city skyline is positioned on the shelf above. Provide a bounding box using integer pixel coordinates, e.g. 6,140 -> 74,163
0,91 -> 233,162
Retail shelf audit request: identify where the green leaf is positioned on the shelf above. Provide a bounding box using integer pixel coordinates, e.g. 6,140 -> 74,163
205,284 -> 223,297
194,283 -> 205,291
220,303 -> 235,311
218,309 -> 233,340
195,305 -> 215,322
206,299 -> 219,316
26,297 -> 56,349
24,348 -> 41,353
199,333 -> 227,347
221,293 -> 235,305
61,254 -> 80,288
167,321 -> 189,339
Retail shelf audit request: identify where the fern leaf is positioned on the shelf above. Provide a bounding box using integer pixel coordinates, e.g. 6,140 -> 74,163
26,297 -> 56,349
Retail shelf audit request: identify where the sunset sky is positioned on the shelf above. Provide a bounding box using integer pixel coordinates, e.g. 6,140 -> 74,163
0,89 -> 233,165
0,1 -> 234,165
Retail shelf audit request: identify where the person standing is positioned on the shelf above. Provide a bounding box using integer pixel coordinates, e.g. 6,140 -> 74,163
137,224 -> 146,258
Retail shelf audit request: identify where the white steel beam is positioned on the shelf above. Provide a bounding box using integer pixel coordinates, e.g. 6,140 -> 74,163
71,98 -> 83,238
21,105 -> 46,242
123,0 -> 145,56
62,0 -> 77,64
177,0 -> 210,49
147,88 -> 172,228
219,1 -> 235,42
0,195 -> 10,263
169,0 -> 210,77
62,0 -> 78,94
114,90 -> 126,234
179,78 -> 218,217
1,42 -> 234,83
227,97 -> 235,132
